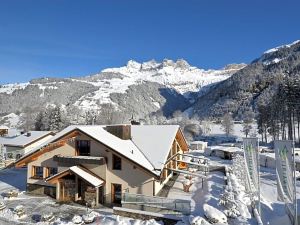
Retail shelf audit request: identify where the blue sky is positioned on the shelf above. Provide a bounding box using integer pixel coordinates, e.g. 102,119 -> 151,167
0,0 -> 300,84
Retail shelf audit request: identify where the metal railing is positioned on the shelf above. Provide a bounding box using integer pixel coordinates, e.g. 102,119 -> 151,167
122,193 -> 191,215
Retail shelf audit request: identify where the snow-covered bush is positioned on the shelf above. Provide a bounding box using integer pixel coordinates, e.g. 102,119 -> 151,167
203,204 -> 227,224
13,205 -> 26,220
42,212 -> 55,222
231,154 -> 247,188
189,216 -> 211,225
72,215 -> 83,224
225,154 -> 253,220
219,189 -> 236,208
82,211 -> 100,224
0,201 -> 5,210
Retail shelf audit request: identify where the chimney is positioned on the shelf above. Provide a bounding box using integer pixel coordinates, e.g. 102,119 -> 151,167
26,132 -> 31,137
105,125 -> 131,140
129,115 -> 141,125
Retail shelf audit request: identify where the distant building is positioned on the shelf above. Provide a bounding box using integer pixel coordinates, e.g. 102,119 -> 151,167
15,124 -> 188,206
0,130 -> 54,160
190,141 -> 208,151
205,146 -> 243,160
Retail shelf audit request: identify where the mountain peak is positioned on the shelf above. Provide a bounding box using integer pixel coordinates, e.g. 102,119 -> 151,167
175,59 -> 190,69
126,60 -> 141,70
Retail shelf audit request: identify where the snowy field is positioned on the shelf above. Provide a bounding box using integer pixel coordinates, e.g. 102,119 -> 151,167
169,151 -> 298,225
259,166 -> 300,225
0,153 -> 299,225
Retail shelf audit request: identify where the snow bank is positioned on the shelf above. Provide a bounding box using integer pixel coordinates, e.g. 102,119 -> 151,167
259,153 -> 276,169
189,216 -> 211,225
203,203 -> 227,224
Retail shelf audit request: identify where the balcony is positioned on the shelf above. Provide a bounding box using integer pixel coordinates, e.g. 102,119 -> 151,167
53,155 -> 105,165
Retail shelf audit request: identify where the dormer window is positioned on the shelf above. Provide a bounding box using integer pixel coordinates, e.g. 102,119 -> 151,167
112,154 -> 122,170
76,140 -> 90,156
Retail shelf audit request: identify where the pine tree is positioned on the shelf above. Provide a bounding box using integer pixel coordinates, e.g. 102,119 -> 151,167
49,105 -> 63,131
34,111 -> 44,131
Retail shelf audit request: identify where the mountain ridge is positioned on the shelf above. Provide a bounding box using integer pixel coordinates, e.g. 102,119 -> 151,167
0,59 -> 244,127
1,39 -> 299,128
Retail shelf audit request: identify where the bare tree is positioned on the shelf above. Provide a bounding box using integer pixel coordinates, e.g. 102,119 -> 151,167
221,113 -> 234,136
242,110 -> 254,137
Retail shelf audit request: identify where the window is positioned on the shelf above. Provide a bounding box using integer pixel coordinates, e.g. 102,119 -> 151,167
112,154 -> 122,170
32,166 -> 43,179
112,183 -> 122,204
46,167 -> 58,178
76,140 -> 90,156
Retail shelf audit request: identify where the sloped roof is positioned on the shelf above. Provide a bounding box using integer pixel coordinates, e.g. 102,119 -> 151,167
47,166 -> 104,187
131,125 -> 179,170
0,131 -> 54,147
77,126 -> 156,175
17,125 -> 185,177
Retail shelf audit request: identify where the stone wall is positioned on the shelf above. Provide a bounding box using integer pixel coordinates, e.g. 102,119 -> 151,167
113,207 -> 180,225
27,183 -> 45,195
27,183 -> 56,198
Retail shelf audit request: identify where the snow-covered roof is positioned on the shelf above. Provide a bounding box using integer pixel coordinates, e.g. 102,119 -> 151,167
0,125 -> 9,129
0,131 -> 54,147
47,166 -> 104,187
78,126 -> 156,174
190,141 -> 207,144
131,125 -> 179,170
70,166 -> 104,187
18,125 -> 185,176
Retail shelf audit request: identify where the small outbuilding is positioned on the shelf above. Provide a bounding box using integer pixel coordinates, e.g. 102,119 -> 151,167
205,146 -> 243,160
190,141 -> 208,151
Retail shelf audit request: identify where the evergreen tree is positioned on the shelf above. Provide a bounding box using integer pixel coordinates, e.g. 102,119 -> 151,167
49,105 -> 63,131
34,111 -> 44,131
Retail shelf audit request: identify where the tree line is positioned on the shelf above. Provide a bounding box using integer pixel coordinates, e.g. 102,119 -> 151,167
257,76 -> 300,145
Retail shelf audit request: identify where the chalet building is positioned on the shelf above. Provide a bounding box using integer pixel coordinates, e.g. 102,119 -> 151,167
0,130 -> 54,160
15,125 -> 188,206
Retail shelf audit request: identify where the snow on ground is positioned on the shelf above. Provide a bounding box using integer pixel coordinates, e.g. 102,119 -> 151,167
169,150 -> 299,225
0,113 -> 21,128
209,123 -> 258,140
0,83 -> 29,95
168,149 -> 257,225
0,168 -> 162,225
0,150 -> 298,225
259,166 -> 295,225
0,168 -> 27,193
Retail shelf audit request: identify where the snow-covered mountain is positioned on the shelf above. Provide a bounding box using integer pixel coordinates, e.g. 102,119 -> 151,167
191,39 -> 300,118
0,59 -> 244,126
74,59 -> 245,109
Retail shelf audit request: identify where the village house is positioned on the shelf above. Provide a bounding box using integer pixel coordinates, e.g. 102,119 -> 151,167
15,124 -> 188,206
0,130 -> 54,160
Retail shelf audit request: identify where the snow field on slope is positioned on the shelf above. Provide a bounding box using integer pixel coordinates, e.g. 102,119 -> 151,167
73,63 -> 237,109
